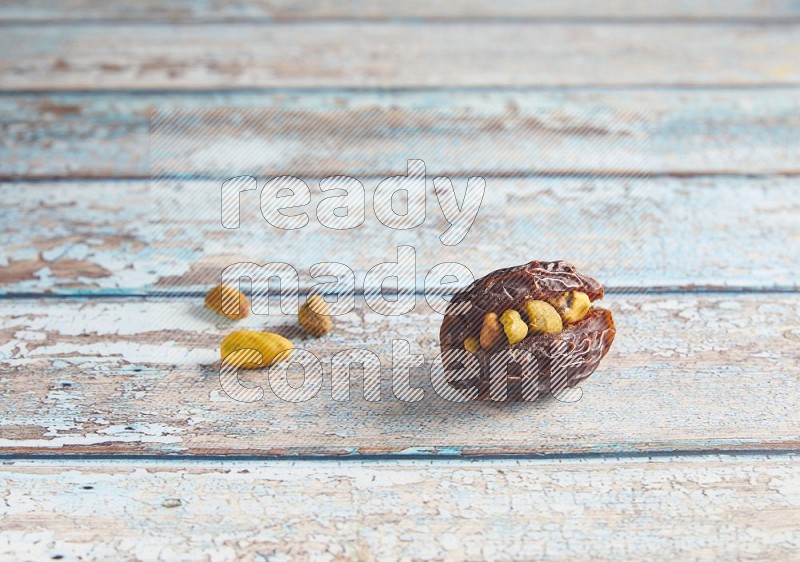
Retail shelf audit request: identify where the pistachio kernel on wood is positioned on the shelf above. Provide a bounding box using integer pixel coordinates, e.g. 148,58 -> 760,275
499,309 -> 528,344
220,330 -> 293,369
205,284 -> 249,320
525,299 -> 563,334
552,290 -> 591,324
298,295 -> 333,337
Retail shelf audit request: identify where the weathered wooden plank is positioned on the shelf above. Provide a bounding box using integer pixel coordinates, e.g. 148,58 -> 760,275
1,176 -> 798,295
2,0 -> 799,22
1,457 -> 799,561
1,23 -> 799,91
3,90 -> 798,179
1,294 -> 798,456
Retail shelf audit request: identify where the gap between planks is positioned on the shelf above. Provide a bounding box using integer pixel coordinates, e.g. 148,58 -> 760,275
6,172 -> 800,183
4,17 -> 800,26
2,449 -> 800,463
1,0 -> 799,23
4,84 -> 800,94
1,287 -> 800,301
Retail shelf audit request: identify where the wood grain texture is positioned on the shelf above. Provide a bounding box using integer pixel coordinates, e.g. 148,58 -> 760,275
1,23 -> 799,91
2,0 -> 799,22
3,90 -> 799,179
2,176 -> 798,295
1,294 -> 798,456
1,456 -> 799,560
1,1 -> 796,558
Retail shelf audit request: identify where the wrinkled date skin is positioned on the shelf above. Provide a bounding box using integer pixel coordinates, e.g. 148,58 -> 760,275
439,261 -> 616,401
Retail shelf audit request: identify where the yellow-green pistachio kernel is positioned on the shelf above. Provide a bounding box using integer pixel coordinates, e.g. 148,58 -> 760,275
220,330 -> 293,369
464,337 -> 480,354
525,299 -> 563,334
552,291 -> 591,324
499,309 -> 529,345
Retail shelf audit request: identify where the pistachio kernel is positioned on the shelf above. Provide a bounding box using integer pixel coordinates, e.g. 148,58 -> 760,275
220,330 -> 293,369
479,312 -> 504,350
499,309 -> 528,345
464,337 -> 480,354
204,284 -> 249,320
525,300 -> 563,334
298,295 -> 333,337
552,290 -> 591,324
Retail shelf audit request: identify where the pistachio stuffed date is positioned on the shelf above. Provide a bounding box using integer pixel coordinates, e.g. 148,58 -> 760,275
439,260 -> 615,401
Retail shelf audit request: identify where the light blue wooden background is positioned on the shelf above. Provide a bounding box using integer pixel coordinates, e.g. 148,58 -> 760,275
0,1 -> 798,560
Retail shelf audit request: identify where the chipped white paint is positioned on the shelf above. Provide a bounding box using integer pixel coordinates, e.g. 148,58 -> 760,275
0,456 -> 798,561
4,0 -> 800,22
0,426 -> 183,449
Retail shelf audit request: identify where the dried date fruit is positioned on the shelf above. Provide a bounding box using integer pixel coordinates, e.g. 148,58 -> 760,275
439,260 -> 615,401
